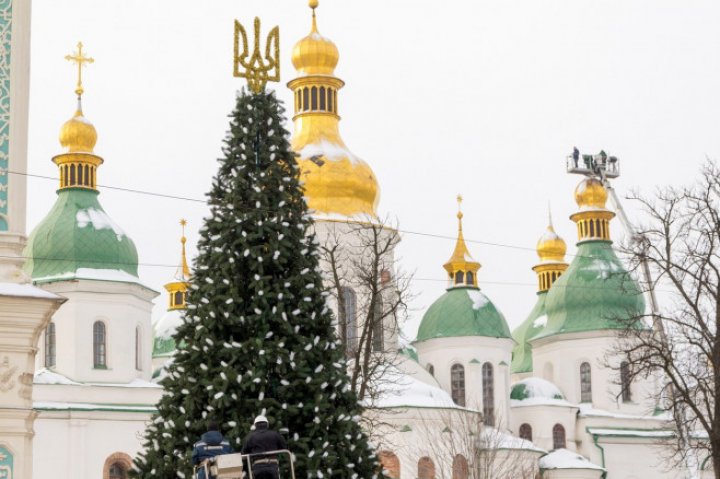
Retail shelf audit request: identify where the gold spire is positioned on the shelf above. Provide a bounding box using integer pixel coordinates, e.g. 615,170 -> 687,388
165,220 -> 191,311
443,195 -> 481,287
53,42 -> 103,190
570,178 -> 615,243
288,0 -> 379,218
64,42 -> 94,98
533,207 -> 568,293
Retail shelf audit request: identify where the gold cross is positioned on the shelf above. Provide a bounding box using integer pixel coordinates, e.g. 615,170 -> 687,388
65,42 -> 94,98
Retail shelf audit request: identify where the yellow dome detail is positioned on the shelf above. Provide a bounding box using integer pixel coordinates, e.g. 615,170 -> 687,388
165,219 -> 191,311
59,105 -> 97,153
443,196 -> 481,287
532,210 -> 568,292
291,3 -> 339,76
288,1 -> 379,218
575,177 -> 608,209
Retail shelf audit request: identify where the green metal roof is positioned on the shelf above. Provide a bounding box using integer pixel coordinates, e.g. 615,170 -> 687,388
511,292 -> 547,374
533,240 -> 646,340
415,286 -> 512,342
24,188 -> 139,282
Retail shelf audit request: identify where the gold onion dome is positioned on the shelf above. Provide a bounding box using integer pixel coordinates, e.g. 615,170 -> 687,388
536,223 -> 567,263
59,103 -> 97,153
288,0 -> 380,218
575,177 -> 608,209
291,4 -> 339,76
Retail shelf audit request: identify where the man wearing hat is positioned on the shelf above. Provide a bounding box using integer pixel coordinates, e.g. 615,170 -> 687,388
192,418 -> 234,479
241,415 -> 287,479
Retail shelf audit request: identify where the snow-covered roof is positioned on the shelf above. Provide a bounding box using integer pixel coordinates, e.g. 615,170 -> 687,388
578,403 -> 670,421
510,378 -> 573,408
34,401 -> 156,413
370,365 -> 464,410
479,428 -> 546,453
587,427 -> 674,439
34,368 -> 160,388
539,449 -> 604,471
0,282 -> 62,299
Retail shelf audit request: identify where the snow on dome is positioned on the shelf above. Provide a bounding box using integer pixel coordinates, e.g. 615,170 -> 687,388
539,449 -> 604,471
153,309 -> 184,357
76,207 -> 127,241
511,378 -> 567,404
466,289 -> 489,310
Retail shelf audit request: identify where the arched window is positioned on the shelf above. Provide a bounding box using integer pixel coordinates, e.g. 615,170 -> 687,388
372,299 -> 384,352
311,86 -> 318,110
589,220 -> 595,237
482,362 -> 495,426
552,424 -> 566,449
465,271 -> 474,285
519,423 -> 532,441
78,164 -> 83,185
103,452 -> 132,479
174,291 -> 184,307
454,271 -> 464,285
319,86 -> 326,110
341,287 -> 358,353
378,451 -> 400,479
451,364 -> 465,406
417,457 -> 435,479
45,322 -> 56,368
426,363 -> 434,376
302,87 -> 309,111
70,164 -> 76,185
135,327 -> 142,371
580,362 -> 592,402
328,88 -> 334,112
93,321 -> 107,368
109,462 -> 126,479
333,90 -> 337,114
621,361 -> 632,402
452,454 -> 468,479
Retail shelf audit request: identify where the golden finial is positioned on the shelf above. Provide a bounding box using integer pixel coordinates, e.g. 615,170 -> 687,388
179,219 -> 190,280
233,17 -> 280,93
65,42 -> 94,99
456,194 -> 464,222
309,0 -> 319,31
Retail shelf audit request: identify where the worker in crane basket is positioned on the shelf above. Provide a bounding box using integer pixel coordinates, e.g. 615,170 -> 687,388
242,414 -> 288,479
192,418 -> 234,479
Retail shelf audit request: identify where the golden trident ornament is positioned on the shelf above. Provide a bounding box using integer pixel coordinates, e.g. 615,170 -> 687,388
65,42 -> 94,98
233,17 -> 280,93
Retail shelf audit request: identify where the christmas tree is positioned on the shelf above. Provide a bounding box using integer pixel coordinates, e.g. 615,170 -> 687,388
132,90 -> 382,479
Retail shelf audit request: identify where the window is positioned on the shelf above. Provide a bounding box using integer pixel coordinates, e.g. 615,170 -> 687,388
426,364 -> 434,376
482,362 -> 494,426
319,86 -> 326,110
327,88 -> 334,112
45,323 -> 56,368
552,424 -> 566,449
452,455 -> 468,479
70,164 -> 76,185
580,362 -> 592,402
621,361 -> 632,402
454,271 -> 464,285
341,287 -> 357,353
135,327 -> 142,371
417,457 -> 435,479
108,463 -> 127,479
174,290 -> 184,307
78,164 -> 83,185
93,321 -> 107,368
519,423 -> 532,441
465,271 -> 474,285
311,86 -> 318,110
451,364 -> 465,406
378,451 -> 400,479
302,87 -> 309,111
372,299 -> 384,352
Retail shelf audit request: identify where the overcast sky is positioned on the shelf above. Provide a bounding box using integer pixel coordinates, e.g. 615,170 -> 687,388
27,0 -> 720,338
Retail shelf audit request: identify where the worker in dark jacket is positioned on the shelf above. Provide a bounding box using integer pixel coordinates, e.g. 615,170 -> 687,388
241,415 -> 288,479
192,419 -> 234,479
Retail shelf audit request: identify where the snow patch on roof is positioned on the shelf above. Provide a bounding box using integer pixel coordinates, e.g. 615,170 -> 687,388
539,449 -> 604,470
34,369 -> 161,388
512,377 -> 565,401
578,403 -> 670,420
370,366 -> 462,409
532,314 -> 548,328
76,207 -> 127,241
0,282 -> 61,299
34,268 -> 142,284
479,428 -> 546,453
466,289 -> 489,310
153,309 -> 184,342
34,401 -> 157,412
582,258 -> 624,280
587,427 -> 674,438
299,140 -> 363,165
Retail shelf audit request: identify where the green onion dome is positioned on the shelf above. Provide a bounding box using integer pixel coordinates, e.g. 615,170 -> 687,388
24,189 -> 139,284
534,240 -> 645,339
416,286 -> 512,342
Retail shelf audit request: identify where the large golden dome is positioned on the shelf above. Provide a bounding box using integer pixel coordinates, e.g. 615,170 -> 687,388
536,224 -> 567,262
574,177 -> 607,209
59,105 -> 97,153
289,1 -> 379,218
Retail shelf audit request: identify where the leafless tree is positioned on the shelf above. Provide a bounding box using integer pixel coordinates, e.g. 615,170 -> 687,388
317,216 -> 414,440
412,407 -> 539,479
613,161 -> 720,477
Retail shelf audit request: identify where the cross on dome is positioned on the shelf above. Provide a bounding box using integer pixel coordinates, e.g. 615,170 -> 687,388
65,42 -> 94,99
444,195 -> 481,288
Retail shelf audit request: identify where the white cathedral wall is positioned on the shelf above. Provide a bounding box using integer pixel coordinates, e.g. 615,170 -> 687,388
530,331 -> 656,414
592,438 -> 686,479
414,336 -> 514,425
509,404 -> 579,452
35,279 -> 157,384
